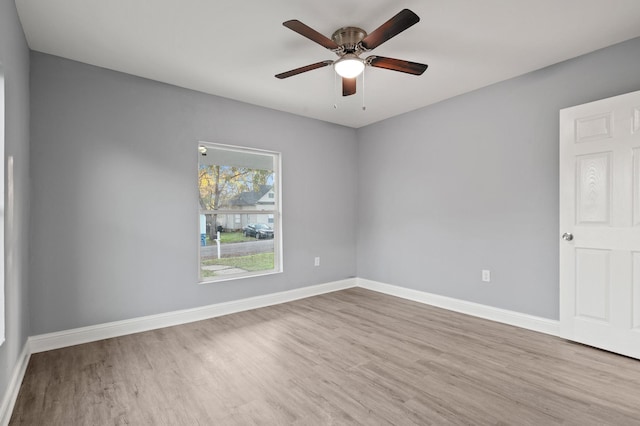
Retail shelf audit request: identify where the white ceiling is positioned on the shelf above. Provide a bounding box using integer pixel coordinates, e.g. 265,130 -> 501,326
15,0 -> 640,128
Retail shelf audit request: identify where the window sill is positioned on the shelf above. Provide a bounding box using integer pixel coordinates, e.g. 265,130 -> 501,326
198,269 -> 283,284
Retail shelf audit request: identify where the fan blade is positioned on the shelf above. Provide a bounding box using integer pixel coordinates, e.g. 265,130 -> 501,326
360,9 -> 420,50
275,61 -> 333,79
283,20 -> 340,50
367,56 -> 428,75
342,77 -> 356,96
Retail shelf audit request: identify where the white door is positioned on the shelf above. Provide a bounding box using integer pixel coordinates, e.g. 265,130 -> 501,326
560,90 -> 640,359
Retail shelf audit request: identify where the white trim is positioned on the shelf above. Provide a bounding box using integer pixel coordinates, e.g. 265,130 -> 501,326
5,277 -> 562,422
0,343 -> 30,426
357,278 -> 560,337
27,277 -> 560,354
198,269 -> 283,285
0,71 -> 5,347
29,279 -> 357,354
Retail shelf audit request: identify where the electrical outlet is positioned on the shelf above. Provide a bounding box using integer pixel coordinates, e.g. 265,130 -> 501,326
314,257 -> 320,267
482,270 -> 491,282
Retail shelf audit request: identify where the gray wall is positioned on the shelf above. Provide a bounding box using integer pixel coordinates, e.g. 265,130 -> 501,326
26,32 -> 640,333
356,37 -> 640,320
0,0 -> 30,409
29,52 -> 358,334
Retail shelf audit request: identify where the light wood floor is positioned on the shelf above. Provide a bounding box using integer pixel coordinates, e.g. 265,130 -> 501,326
10,288 -> 640,425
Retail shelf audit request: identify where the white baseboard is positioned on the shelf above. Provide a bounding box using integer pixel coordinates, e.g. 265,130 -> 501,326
6,276 -> 560,423
0,343 -> 30,426
29,278 -> 357,354
28,277 -> 559,354
357,278 -> 560,337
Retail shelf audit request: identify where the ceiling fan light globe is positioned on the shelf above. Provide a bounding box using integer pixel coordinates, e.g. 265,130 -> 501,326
334,56 -> 365,78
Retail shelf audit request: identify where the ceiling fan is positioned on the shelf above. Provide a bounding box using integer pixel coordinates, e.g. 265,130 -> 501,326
275,9 -> 428,97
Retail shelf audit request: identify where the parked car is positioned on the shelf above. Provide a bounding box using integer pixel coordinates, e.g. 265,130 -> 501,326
243,223 -> 274,239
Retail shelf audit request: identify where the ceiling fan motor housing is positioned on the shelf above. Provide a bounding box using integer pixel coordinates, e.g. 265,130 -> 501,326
331,27 -> 367,54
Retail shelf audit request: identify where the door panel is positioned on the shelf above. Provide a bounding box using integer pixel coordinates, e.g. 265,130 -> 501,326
576,153 -> 611,225
634,148 -> 640,226
575,248 -> 609,321
575,112 -> 613,142
634,253 -> 640,330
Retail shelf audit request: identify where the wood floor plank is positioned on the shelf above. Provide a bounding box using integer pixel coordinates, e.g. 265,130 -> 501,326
10,288 -> 640,425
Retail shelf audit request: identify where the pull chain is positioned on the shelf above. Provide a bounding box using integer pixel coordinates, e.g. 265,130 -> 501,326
361,67 -> 366,111
333,71 -> 338,109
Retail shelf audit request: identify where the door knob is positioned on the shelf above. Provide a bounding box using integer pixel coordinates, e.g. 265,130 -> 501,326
562,232 -> 574,241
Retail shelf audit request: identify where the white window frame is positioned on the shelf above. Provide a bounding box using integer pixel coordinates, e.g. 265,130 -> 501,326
197,142 -> 282,283
0,67 -> 5,344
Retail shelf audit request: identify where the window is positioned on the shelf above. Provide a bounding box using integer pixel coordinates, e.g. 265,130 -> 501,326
198,142 -> 281,282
